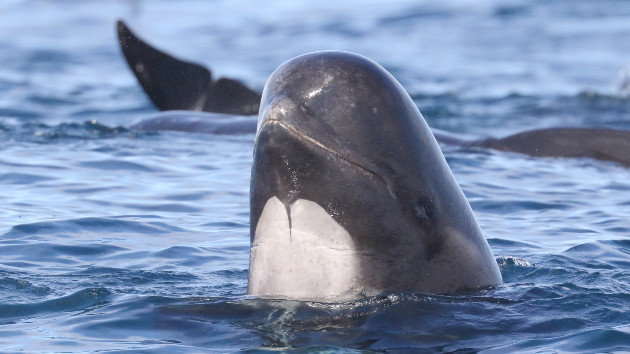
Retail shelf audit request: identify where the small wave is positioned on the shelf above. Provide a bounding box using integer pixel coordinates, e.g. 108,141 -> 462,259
470,199 -> 572,214
3,217 -> 183,238
0,242 -> 126,270
0,107 -> 42,120
563,240 -> 630,270
378,5 -> 453,26
0,172 -> 55,185
490,324 -> 630,353
79,159 -> 157,172
494,4 -> 529,18
120,203 -> 202,213
489,239 -> 540,250
0,272 -> 51,302
71,267 -> 198,284
0,287 -> 111,323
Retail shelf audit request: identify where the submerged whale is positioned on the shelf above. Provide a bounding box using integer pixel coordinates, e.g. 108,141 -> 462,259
117,20 -> 630,168
249,51 -> 502,299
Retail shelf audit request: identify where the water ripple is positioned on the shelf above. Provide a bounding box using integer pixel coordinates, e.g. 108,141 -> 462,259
0,288 -> 111,323
3,217 -> 182,238
1,0 -> 630,352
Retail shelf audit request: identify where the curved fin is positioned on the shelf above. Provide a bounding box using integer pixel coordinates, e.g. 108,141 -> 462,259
116,20 -> 261,115
117,20 -> 211,111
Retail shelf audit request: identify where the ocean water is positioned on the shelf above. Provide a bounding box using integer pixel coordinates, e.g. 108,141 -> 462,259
1,0 -> 630,352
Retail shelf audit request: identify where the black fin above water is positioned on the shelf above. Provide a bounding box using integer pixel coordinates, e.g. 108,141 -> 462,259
116,20 -> 260,115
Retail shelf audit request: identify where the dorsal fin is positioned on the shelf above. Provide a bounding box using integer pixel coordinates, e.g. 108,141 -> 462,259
209,78 -> 261,115
117,20 -> 211,111
116,20 -> 261,115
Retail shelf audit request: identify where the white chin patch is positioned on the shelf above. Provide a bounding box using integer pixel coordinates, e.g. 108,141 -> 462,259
248,196 -> 359,299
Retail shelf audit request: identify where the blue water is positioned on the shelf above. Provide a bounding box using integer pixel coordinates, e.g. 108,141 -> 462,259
2,0 -> 630,352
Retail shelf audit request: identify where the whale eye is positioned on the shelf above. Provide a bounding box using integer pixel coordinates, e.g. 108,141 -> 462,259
413,197 -> 435,223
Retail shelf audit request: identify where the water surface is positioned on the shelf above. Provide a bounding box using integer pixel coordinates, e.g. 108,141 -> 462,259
1,0 -> 630,352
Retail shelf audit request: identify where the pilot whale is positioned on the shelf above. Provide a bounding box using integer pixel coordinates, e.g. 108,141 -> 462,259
248,51 -> 502,299
117,20 -> 630,169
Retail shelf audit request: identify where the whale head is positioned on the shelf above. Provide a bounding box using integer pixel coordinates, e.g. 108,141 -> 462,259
248,51 -> 502,300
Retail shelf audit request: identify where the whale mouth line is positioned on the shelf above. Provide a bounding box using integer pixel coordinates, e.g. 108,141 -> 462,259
259,119 -> 381,179
259,119 -> 404,209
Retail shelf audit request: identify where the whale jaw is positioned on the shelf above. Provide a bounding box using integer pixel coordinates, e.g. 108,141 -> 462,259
248,197 -> 361,300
